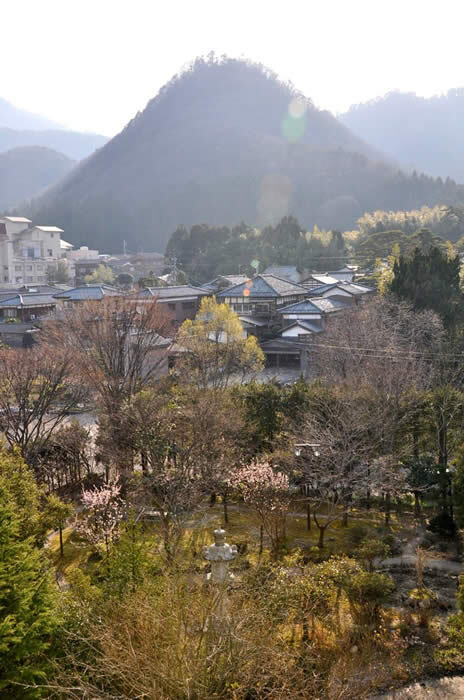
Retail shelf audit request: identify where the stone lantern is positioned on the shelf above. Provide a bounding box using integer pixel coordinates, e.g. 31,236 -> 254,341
203,528 -> 237,584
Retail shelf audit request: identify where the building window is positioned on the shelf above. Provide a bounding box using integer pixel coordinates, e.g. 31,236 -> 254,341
26,265 -> 32,271
168,303 -> 176,311
50,233 -> 54,238
4,309 -> 16,318
182,301 -> 195,309
47,249 -> 53,257
15,265 -> 22,272
26,276 -> 33,282
36,265 -> 43,271
15,277 -> 22,283
38,276 -> 45,282
3,266 -> 7,271
3,276 -> 7,282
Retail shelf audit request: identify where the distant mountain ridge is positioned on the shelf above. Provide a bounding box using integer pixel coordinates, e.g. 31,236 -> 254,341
22,57 -> 464,253
340,89 -> 464,182
0,96 -> 62,130
0,146 -> 74,210
0,127 -> 108,161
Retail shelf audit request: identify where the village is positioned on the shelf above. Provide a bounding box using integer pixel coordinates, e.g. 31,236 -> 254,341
0,215 -> 374,379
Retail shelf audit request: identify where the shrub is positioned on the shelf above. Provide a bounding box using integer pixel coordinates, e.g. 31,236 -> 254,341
344,571 -> 395,627
427,512 -> 457,539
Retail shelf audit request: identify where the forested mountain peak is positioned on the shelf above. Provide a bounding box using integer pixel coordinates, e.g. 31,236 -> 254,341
23,56 -> 464,253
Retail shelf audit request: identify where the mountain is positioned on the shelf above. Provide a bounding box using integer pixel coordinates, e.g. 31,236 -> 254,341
340,90 -> 464,182
0,127 -> 108,161
0,97 -> 62,130
0,146 -> 75,210
23,57 -> 464,253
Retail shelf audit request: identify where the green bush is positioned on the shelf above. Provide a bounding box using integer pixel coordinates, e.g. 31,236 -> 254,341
427,512 -> 457,539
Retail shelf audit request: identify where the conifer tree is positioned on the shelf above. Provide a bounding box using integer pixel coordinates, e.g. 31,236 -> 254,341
0,481 -> 57,696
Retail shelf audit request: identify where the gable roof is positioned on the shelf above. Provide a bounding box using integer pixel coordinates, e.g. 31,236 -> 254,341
278,299 -> 324,314
280,320 -> 323,334
216,274 -> 308,299
136,285 -> 210,300
53,284 -> 120,301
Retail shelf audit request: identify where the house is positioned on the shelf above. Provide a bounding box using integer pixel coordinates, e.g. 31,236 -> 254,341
53,284 -> 120,304
279,319 -> 323,338
323,267 -> 355,283
0,293 -> 58,322
277,299 -> 326,324
134,285 -> 211,325
301,274 -> 340,289
260,337 -> 312,372
73,258 -> 103,285
201,275 -> 250,293
216,275 -> 310,318
308,281 -> 374,303
0,216 -> 64,286
262,266 -> 302,284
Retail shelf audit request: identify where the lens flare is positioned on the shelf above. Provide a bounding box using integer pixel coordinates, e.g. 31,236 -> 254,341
288,97 -> 306,119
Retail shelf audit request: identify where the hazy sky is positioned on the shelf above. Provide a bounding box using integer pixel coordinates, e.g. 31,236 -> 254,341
3,0 -> 464,136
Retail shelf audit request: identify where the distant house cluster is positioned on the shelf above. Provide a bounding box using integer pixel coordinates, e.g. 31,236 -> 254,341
207,266 -> 373,372
0,216 -> 373,378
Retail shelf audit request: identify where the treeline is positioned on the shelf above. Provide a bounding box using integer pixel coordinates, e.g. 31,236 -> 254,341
358,204 -> 464,242
165,216 -> 347,282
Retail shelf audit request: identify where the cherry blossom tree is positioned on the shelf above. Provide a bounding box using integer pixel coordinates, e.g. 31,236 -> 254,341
229,462 -> 291,557
75,481 -> 124,565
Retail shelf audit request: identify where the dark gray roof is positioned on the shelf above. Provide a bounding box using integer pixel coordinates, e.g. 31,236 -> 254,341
262,266 -> 300,283
53,285 -> 120,301
136,285 -> 210,300
201,275 -> 249,291
278,299 -> 323,314
309,281 -> 374,297
217,275 -> 308,299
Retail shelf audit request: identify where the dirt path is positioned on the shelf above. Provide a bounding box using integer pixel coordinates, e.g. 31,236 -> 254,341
372,676 -> 464,698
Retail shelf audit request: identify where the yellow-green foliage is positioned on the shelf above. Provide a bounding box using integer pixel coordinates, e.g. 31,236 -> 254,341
177,296 -> 264,388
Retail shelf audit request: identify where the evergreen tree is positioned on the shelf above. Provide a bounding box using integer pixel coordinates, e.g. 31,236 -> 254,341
390,246 -> 463,329
0,481 -> 57,696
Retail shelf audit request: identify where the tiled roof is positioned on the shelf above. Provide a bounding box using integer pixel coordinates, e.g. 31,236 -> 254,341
0,293 -> 57,307
278,299 -> 323,314
137,285 -> 210,299
262,266 -> 300,283
201,275 -> 249,290
53,285 -> 120,300
217,275 -> 308,299
309,297 -> 349,313
309,281 -> 373,297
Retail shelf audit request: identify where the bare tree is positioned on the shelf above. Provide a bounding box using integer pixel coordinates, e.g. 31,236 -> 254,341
311,296 -> 442,394
44,297 -> 171,473
297,390 -> 405,546
45,297 -> 171,409
0,345 -> 87,468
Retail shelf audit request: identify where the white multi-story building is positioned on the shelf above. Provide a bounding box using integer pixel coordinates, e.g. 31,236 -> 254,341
0,216 -> 64,285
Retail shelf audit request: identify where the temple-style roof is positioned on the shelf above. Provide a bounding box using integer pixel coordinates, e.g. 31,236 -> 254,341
217,274 -> 308,299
